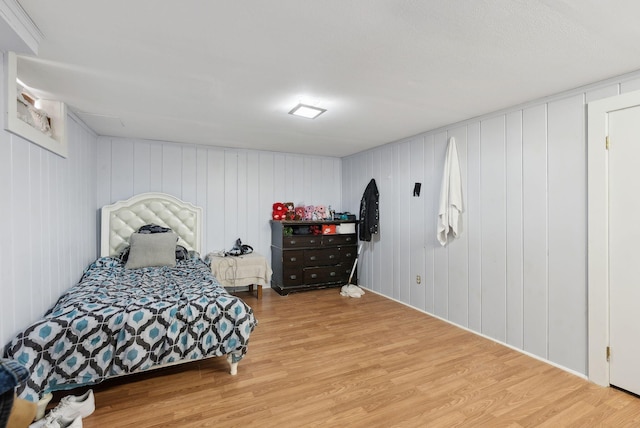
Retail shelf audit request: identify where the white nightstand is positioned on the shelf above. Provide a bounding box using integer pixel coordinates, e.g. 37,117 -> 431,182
207,252 -> 272,299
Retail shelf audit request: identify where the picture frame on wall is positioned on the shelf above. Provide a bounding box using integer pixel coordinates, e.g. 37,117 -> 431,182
3,51 -> 68,158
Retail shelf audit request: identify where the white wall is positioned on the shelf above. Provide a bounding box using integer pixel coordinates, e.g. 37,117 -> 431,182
96,137 -> 343,260
342,70 -> 640,375
0,51 -> 98,347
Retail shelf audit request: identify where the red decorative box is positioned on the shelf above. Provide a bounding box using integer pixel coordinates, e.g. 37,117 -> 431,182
322,224 -> 337,235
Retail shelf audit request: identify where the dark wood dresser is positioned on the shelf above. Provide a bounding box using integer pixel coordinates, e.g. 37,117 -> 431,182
270,220 -> 359,295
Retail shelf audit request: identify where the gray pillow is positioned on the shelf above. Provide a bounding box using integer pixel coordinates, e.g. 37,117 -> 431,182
125,232 -> 178,269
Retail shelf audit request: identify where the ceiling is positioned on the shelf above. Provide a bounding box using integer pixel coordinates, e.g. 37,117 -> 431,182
12,0 -> 640,157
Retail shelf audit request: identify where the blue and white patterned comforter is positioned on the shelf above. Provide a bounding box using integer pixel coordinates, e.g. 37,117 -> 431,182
4,257 -> 257,401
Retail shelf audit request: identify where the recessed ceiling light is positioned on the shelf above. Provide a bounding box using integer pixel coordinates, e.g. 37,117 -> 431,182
288,103 -> 326,119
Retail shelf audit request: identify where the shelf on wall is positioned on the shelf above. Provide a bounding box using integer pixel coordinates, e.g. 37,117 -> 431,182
3,51 -> 68,157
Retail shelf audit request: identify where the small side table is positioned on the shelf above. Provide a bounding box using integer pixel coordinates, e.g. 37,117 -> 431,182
207,252 -> 272,299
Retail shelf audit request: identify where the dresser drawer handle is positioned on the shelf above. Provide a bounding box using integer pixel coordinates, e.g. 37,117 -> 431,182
329,254 -> 335,259
346,253 -> 352,258
345,237 -> 352,242
311,273 -> 318,279
290,257 -> 297,262
330,271 -> 336,277
310,239 -> 317,244
289,274 -> 297,280
289,240 -> 296,245
327,238 -> 334,243
310,256 -> 316,261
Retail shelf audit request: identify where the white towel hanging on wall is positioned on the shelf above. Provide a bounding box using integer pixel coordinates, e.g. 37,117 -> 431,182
437,137 -> 464,246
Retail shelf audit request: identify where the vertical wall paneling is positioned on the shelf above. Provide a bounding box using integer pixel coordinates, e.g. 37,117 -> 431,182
355,154 -> 371,291
50,156 -> 62,299
236,151 -> 249,244
258,153 -> 275,252
110,139 -> 134,203
292,157 -> 305,206
148,141 -> 163,193
378,146 -> 394,297
391,145 -> 401,300
40,149 -> 52,305
133,141 -> 151,196
422,134 -> 436,313
409,137 -> 426,310
547,94 -> 587,374
433,132 -> 449,318
207,149 -> 226,251
479,116 -> 507,342
364,151 -> 375,292
0,52 -> 6,336
0,112 -> 98,347
466,123 -> 482,332
246,151 -> 261,255
181,146 -> 197,204
96,140 -> 112,209
68,125 -> 80,280
362,152 -> 378,293
29,145 -> 43,312
11,140 -> 32,324
0,134 -> 15,340
320,158 -> 334,207
505,111 -> 524,348
302,157 -> 313,206
88,142 -> 342,260
397,142 -> 411,303
522,104 -> 549,359
339,69 -> 640,376
161,145 -> 182,197
284,155 -> 295,200
447,126 -> 469,328
195,147 -> 208,207
273,154 -> 286,201
340,157 -> 352,215
311,158 -> 322,205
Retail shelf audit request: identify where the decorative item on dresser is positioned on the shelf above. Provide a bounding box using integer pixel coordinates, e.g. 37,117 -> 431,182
270,220 -> 359,295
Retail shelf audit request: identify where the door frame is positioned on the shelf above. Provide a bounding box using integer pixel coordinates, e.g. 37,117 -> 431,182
587,89 -> 640,386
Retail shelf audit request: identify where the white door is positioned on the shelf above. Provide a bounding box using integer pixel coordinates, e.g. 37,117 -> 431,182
609,105 -> 640,395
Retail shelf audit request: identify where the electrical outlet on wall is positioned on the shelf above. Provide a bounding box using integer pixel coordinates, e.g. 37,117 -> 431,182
416,275 -> 421,284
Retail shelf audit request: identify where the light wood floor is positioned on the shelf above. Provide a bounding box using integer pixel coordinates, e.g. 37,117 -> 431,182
58,288 -> 640,427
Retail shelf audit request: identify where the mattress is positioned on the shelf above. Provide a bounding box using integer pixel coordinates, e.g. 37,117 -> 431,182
3,256 -> 257,401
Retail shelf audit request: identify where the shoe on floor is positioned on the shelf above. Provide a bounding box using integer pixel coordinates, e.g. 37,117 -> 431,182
34,415 -> 82,428
30,390 -> 94,428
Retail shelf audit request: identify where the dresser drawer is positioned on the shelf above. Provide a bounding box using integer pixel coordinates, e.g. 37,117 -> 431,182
323,234 -> 357,246
340,246 -> 357,262
282,267 -> 304,286
283,235 -> 322,248
282,250 -> 304,267
304,248 -> 340,266
304,266 -> 349,284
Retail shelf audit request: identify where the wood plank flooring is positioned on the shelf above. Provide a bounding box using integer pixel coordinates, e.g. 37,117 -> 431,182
56,288 -> 640,427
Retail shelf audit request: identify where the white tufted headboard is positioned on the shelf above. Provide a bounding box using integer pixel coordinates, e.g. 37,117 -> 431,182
100,192 -> 203,257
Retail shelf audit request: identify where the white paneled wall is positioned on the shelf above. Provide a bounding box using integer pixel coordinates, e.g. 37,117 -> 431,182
0,53 -> 98,346
96,137 -> 342,259
342,71 -> 640,376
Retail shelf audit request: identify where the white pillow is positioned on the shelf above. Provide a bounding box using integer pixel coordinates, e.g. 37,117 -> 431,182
125,232 -> 178,269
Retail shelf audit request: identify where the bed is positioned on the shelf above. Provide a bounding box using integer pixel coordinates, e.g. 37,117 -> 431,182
3,193 -> 257,402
